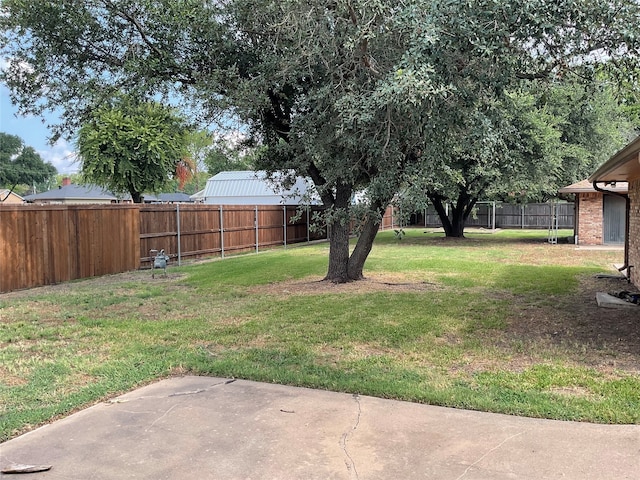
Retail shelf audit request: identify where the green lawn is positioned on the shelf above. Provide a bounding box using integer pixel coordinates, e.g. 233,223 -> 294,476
1,228 -> 638,441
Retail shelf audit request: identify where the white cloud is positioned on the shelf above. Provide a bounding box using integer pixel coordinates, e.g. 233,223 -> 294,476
38,139 -> 80,175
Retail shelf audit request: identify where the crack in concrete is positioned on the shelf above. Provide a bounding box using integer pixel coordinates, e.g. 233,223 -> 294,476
142,380 -> 236,432
105,378 -> 237,405
168,378 -> 236,397
455,431 -> 525,480
340,394 -> 362,480
146,404 -> 178,432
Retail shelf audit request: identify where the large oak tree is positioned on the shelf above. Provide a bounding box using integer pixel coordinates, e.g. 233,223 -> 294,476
404,80 -> 636,237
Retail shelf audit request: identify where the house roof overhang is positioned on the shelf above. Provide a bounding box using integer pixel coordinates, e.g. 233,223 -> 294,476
588,136 -> 640,183
558,179 -> 628,194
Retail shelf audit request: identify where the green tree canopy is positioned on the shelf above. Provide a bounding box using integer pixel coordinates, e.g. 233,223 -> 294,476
76,96 -> 190,203
0,132 -> 57,199
404,79 -> 635,237
203,134 -> 257,177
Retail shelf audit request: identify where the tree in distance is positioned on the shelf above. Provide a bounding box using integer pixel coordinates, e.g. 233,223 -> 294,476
402,79 -> 636,237
76,95 -> 190,203
0,132 -> 57,200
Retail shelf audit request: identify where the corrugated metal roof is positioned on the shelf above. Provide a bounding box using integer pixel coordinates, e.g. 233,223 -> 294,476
202,171 -> 316,205
190,189 -> 205,200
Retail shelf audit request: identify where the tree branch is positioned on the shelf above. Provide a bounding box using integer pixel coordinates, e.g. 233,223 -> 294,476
102,0 -> 164,59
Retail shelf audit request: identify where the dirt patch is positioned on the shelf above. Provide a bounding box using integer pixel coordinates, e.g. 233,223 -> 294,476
250,272 -> 441,297
548,386 -> 599,399
503,274 -> 640,371
0,365 -> 28,387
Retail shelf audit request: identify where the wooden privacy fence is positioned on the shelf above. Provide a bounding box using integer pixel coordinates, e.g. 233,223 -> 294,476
0,203 -> 399,293
0,204 -> 140,293
417,202 -> 574,229
139,204 -> 329,267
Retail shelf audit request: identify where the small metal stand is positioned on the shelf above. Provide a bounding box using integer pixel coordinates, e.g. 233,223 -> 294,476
150,249 -> 170,278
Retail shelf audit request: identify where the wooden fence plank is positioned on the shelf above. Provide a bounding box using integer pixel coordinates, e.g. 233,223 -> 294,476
0,204 -> 140,292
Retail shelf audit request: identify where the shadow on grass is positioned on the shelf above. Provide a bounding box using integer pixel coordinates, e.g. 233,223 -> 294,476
375,228 -> 570,248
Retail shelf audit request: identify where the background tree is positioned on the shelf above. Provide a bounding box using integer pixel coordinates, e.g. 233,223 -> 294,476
0,132 -> 57,200
506,80 -> 636,200
395,0 -> 640,238
175,156 -> 196,191
185,130 -> 214,192
406,79 -> 635,237
203,135 -> 257,176
76,95 -> 190,203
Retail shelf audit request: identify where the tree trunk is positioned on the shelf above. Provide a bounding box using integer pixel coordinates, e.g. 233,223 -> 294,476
323,182 -> 353,283
430,195 -> 455,236
429,192 -> 477,238
325,218 -> 351,283
130,190 -> 143,203
448,205 -> 466,237
347,202 -> 387,280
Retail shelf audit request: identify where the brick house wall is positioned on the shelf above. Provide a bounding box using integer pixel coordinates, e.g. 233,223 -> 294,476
628,179 -> 640,288
577,192 -> 603,245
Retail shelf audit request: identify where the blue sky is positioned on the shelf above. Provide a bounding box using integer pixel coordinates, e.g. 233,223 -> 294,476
1,83 -> 79,175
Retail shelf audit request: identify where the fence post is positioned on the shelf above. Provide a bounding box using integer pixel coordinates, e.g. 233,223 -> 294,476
521,205 -> 525,229
176,203 -> 181,266
283,205 -> 287,248
219,205 -> 225,259
306,205 -> 310,243
492,201 -> 496,230
255,205 -> 259,253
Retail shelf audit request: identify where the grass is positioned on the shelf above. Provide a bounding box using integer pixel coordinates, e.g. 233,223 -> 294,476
1,228 -> 638,441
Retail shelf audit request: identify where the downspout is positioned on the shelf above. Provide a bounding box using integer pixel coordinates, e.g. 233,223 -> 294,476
592,181 -> 631,281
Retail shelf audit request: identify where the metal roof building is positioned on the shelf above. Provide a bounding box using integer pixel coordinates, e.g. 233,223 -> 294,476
201,171 -> 317,205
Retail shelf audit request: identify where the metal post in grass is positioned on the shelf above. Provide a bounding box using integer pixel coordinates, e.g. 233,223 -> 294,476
283,205 -> 287,248
255,205 -> 259,254
176,203 -> 181,266
219,205 -> 225,259
492,201 -> 496,230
